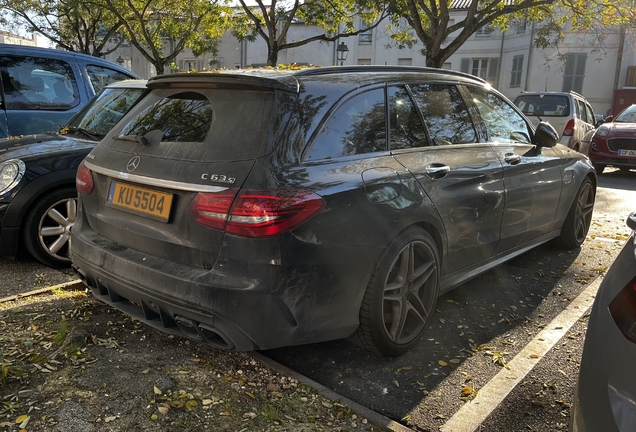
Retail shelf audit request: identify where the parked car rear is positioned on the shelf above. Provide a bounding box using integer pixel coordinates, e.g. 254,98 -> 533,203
0,44 -> 138,139
70,66 -> 596,356
513,91 -> 597,152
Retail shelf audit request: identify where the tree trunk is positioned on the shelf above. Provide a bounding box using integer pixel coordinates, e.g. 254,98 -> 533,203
154,62 -> 166,75
425,51 -> 444,68
267,44 -> 279,67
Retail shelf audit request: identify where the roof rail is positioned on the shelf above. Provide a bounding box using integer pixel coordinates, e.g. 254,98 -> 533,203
292,65 -> 487,83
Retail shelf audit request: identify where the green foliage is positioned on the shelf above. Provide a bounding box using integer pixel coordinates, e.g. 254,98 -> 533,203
386,0 -> 636,68
0,0 -> 123,56
232,0 -> 391,66
103,0 -> 232,74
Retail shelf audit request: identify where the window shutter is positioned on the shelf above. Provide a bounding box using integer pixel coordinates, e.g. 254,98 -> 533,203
488,57 -> 499,85
627,66 -> 636,87
460,58 -> 470,73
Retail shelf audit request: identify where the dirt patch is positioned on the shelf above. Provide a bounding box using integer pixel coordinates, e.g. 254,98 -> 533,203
0,289 -> 386,432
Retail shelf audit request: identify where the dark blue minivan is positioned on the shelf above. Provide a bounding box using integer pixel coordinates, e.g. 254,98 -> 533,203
0,44 -> 138,139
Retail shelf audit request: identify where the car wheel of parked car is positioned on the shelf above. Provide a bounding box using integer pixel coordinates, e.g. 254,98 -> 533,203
353,228 -> 439,356
593,164 -> 605,174
24,187 -> 77,268
556,178 -> 595,249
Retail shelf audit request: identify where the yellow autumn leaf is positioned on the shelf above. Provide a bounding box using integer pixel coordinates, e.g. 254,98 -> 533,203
158,406 -> 169,415
15,416 -> 28,424
153,386 -> 162,395
151,414 -> 158,420
438,360 -> 448,367
450,359 -> 460,364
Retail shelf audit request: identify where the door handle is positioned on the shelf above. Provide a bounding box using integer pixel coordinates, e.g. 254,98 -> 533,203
504,154 -> 521,165
425,165 -> 450,179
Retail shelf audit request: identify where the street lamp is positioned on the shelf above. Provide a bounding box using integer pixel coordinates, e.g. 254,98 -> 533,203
115,56 -> 124,65
336,42 -> 349,66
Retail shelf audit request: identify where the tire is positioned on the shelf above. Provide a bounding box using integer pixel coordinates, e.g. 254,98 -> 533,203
23,187 -> 77,268
556,178 -> 595,249
350,227 -> 440,356
593,164 -> 605,174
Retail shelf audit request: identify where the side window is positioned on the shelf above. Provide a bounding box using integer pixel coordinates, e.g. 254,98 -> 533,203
307,88 -> 386,161
585,103 -> 595,125
409,84 -> 477,146
467,86 -> 532,144
576,100 -> 587,122
388,86 -> 428,150
86,65 -> 131,94
0,55 -> 80,110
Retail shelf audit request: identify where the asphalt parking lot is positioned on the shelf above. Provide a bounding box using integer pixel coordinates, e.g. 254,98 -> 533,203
1,167 -> 634,431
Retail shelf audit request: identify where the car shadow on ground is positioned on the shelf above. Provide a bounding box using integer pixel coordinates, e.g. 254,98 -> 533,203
262,240 -> 589,428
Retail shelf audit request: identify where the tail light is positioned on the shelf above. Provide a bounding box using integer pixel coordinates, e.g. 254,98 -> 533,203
190,189 -> 325,237
609,274 -> 636,344
76,161 -> 94,194
562,119 -> 575,137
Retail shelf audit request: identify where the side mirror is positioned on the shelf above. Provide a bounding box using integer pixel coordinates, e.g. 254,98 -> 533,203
605,115 -> 614,123
595,120 -> 605,128
533,121 -> 558,148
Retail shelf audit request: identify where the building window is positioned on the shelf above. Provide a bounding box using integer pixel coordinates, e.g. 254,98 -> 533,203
561,53 -> 587,94
510,55 -> 524,88
398,58 -> 412,66
626,66 -> 636,87
359,17 -> 373,44
442,62 -> 452,70
357,58 -> 372,65
461,57 -> 500,86
517,20 -> 527,34
475,26 -> 491,37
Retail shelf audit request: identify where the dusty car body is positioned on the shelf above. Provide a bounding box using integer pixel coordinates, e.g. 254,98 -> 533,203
70,66 -> 597,356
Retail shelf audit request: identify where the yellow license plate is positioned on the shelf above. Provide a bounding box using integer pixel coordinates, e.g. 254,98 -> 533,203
107,181 -> 173,222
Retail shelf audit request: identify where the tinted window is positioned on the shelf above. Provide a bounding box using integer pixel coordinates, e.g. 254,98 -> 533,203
468,87 -> 532,144
106,88 -> 273,162
120,92 -> 212,142
388,86 -> 428,150
86,65 -> 131,94
308,88 -> 386,160
67,87 -> 145,138
513,94 -> 570,117
0,55 -> 80,110
409,84 -> 477,146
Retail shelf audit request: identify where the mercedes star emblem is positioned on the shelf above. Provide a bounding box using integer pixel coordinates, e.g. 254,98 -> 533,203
127,156 -> 141,172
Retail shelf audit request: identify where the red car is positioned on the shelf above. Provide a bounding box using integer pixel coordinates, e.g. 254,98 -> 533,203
589,104 -> 636,173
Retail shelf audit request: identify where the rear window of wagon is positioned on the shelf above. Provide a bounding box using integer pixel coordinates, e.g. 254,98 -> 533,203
104,88 -> 275,162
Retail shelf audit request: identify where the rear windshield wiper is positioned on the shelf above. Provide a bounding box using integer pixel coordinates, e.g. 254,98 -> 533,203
114,130 -> 163,146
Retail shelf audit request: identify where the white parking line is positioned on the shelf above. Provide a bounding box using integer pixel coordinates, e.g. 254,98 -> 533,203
440,277 -> 602,432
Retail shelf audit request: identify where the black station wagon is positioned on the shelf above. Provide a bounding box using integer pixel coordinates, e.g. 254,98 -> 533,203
70,66 -> 597,356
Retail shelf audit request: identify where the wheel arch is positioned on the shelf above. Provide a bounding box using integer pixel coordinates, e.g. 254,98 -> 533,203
4,170 -> 78,229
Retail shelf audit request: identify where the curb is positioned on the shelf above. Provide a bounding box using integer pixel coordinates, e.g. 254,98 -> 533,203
0,279 -> 86,304
250,351 -> 415,432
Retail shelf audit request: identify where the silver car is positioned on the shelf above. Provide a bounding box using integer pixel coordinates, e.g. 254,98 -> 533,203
571,212 -> 636,431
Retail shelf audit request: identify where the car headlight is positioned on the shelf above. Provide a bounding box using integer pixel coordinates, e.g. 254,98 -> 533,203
0,159 -> 26,195
595,125 -> 610,137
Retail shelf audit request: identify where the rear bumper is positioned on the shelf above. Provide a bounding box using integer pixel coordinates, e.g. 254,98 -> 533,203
70,223 -> 379,351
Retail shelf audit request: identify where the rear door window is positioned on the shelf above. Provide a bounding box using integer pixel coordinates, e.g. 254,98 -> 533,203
106,88 -> 274,161
576,100 -> 588,122
388,85 -> 428,150
307,88 -> 386,161
409,83 -> 477,146
0,55 -> 80,110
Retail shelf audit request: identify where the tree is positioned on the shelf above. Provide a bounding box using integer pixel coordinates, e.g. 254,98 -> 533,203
387,0 -> 636,68
0,0 -> 124,56
233,0 -> 391,67
104,0 -> 232,75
